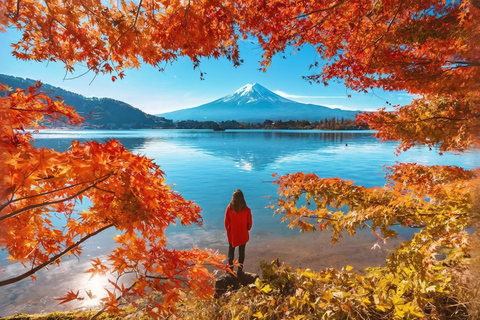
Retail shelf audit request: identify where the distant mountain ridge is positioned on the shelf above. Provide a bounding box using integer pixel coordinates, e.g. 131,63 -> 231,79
156,83 -> 359,123
0,74 -> 171,129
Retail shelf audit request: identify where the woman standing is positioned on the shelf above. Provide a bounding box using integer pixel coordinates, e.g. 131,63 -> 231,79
224,189 -> 252,275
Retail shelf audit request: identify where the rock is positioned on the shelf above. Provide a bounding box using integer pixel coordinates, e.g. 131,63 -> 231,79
214,272 -> 259,298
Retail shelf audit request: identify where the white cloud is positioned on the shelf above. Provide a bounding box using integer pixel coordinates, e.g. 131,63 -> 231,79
273,89 -> 389,111
322,104 -> 377,112
273,90 -> 348,100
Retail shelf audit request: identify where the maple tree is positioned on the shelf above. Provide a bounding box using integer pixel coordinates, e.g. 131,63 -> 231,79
1,0 -> 480,318
0,83 -> 225,316
2,0 -> 242,80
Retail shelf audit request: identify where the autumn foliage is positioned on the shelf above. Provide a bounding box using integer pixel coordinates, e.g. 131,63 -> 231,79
265,165 -> 476,317
1,0 -> 480,318
0,83 -> 224,315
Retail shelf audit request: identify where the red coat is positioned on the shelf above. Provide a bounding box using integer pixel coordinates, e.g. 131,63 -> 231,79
224,206 -> 252,247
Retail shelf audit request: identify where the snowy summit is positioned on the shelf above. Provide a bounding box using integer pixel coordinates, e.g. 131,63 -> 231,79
221,83 -> 291,104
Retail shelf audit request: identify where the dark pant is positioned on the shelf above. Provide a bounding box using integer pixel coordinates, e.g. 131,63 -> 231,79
228,243 -> 246,267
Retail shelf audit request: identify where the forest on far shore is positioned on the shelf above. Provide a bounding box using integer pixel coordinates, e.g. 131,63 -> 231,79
172,117 -> 365,130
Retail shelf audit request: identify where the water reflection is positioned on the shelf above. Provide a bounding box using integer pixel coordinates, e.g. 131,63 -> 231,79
129,130 -> 376,172
32,130 -> 366,172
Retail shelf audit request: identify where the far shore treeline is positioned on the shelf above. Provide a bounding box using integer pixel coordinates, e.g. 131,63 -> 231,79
46,117 -> 367,131
171,118 -> 364,130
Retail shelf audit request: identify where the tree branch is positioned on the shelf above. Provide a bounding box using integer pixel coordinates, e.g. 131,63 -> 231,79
93,185 -> 115,194
383,115 -> 471,124
44,0 -> 68,30
133,0 -> 143,27
302,215 -> 340,221
290,0 -> 347,21
15,0 -> 21,18
0,173 -> 113,213
91,281 -> 137,320
362,0 -> 403,52
0,223 -> 114,287
0,173 -> 113,222
94,0 -> 143,76
446,60 -> 480,67
183,0 -> 191,29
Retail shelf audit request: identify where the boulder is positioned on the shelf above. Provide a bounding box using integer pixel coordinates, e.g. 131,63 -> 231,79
214,272 -> 259,297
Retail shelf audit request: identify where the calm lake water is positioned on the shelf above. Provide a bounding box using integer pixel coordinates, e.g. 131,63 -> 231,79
1,129 -> 479,316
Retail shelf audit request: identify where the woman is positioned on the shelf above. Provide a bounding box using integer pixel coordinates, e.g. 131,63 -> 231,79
224,189 -> 252,275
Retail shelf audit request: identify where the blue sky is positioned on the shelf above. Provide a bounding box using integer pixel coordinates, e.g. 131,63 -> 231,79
0,29 -> 412,115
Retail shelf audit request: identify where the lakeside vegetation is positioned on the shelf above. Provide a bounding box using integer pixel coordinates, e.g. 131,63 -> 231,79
169,117 -> 365,130
3,257 -> 475,319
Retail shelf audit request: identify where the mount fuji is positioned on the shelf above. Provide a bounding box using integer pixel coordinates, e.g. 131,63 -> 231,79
156,83 -> 359,123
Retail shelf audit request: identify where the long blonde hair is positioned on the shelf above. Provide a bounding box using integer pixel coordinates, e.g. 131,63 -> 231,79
229,189 -> 247,213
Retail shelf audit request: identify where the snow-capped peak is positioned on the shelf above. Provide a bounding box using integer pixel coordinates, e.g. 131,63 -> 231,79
221,83 -> 291,104
236,83 -> 258,96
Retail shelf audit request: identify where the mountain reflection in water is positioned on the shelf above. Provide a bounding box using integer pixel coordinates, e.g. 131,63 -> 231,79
32,130 -> 359,171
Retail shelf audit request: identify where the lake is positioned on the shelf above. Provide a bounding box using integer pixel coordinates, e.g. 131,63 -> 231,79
1,129 -> 478,316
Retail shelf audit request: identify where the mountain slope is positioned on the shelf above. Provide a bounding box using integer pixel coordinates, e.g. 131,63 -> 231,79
0,74 -> 171,129
156,83 -> 358,122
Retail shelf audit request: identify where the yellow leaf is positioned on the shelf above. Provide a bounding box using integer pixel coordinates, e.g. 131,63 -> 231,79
376,304 -> 386,312
322,290 -> 333,302
261,284 -> 272,293
302,269 -> 315,279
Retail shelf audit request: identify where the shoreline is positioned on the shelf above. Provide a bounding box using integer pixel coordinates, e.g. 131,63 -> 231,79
216,229 -> 405,275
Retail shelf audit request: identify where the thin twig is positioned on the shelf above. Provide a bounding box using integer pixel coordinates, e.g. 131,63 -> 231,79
383,116 -> 471,124
16,0 -> 21,18
361,0 -> 404,52
287,0 -> 347,21
90,282 -> 137,320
